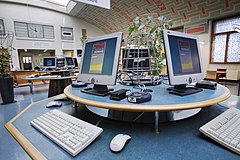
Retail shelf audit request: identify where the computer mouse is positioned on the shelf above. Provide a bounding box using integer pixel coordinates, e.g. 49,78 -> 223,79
110,134 -> 131,152
46,101 -> 62,108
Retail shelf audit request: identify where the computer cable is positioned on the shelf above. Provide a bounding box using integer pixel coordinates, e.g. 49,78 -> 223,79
127,112 -> 145,134
95,117 -> 105,127
117,72 -> 134,85
133,83 -> 153,92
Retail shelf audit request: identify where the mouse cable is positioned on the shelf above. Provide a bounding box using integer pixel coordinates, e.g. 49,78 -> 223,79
95,117 -> 105,127
128,112 -> 145,134
132,112 -> 145,122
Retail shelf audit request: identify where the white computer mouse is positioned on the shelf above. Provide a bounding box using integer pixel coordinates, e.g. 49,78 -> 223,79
110,134 -> 131,152
46,101 -> 62,108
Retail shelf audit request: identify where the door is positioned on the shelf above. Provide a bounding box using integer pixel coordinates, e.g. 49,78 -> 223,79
22,56 -> 32,70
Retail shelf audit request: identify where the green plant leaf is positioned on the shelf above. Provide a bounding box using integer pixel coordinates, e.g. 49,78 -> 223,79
128,26 -> 137,35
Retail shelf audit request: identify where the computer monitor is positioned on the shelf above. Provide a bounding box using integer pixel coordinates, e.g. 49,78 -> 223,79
163,29 -> 204,96
65,57 -> 75,69
42,57 -> 56,70
73,58 -> 78,68
122,48 -> 150,73
56,58 -> 65,68
77,32 -> 123,96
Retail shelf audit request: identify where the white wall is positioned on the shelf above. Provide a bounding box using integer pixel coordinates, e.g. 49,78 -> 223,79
0,2 -> 105,69
197,33 -> 210,73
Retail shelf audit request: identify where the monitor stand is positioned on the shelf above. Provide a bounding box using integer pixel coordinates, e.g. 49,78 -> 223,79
167,84 -> 203,96
81,84 -> 112,96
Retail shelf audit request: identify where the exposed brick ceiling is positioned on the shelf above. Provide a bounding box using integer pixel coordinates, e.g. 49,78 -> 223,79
75,0 -> 240,35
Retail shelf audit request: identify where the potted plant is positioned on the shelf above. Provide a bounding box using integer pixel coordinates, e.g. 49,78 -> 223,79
0,32 -> 14,104
127,14 -> 172,76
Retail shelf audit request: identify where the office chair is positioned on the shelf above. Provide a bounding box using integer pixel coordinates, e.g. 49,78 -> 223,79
205,70 -> 218,82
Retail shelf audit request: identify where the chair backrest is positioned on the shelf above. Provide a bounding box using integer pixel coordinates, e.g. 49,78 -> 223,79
217,68 -> 227,78
206,70 -> 218,81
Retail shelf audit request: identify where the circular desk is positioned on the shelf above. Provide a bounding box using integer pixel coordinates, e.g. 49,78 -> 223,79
64,83 -> 231,132
23,76 -> 76,97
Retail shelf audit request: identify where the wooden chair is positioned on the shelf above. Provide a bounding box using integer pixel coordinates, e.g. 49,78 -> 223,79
205,70 -> 218,82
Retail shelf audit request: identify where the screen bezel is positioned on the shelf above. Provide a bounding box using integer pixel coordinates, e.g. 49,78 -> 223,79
42,57 -> 56,69
163,29 -> 204,85
77,32 -> 123,86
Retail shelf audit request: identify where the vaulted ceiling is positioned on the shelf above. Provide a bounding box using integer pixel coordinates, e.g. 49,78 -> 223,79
73,0 -> 240,35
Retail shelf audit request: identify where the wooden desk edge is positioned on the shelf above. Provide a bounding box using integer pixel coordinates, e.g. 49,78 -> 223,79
64,85 -> 231,112
5,99 -> 50,160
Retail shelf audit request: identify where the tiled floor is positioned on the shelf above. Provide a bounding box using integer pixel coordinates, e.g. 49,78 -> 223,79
223,81 -> 239,96
0,82 -> 239,159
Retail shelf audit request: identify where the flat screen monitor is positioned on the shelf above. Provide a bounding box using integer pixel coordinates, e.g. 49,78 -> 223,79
73,58 -> 78,68
56,58 -> 65,68
42,57 -> 56,69
65,57 -> 75,68
77,32 -> 123,96
163,29 -> 204,96
122,48 -> 150,73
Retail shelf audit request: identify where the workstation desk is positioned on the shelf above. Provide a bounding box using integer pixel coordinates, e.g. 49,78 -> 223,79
36,69 -> 79,76
23,76 -> 77,97
64,83 -> 230,132
21,69 -> 78,97
6,84 -> 240,160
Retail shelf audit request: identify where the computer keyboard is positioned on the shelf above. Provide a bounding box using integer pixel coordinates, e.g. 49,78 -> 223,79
199,107 -> 240,155
30,109 -> 103,156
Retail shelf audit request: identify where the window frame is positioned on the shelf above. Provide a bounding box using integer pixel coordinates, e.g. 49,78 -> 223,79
210,16 -> 240,64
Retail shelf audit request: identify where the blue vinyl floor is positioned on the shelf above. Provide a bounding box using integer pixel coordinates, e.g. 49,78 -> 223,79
0,85 -> 48,160
0,82 -> 239,160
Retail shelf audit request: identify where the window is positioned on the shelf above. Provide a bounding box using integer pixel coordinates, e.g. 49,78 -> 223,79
210,16 -> 240,63
23,57 -> 32,63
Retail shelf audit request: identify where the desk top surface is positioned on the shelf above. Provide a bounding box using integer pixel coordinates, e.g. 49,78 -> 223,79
36,69 -> 78,73
23,75 -> 77,80
64,83 -> 231,111
5,95 -> 240,160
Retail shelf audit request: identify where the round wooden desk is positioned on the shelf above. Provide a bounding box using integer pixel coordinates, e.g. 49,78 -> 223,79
64,83 -> 231,132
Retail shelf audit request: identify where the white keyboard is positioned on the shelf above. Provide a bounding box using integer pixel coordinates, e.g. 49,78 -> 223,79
199,107 -> 240,155
30,109 -> 103,156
